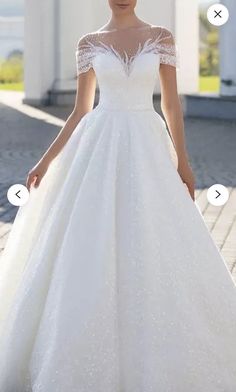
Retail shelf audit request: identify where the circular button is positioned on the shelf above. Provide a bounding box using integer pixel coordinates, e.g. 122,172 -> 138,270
207,4 -> 229,26
207,184 -> 229,206
7,184 -> 29,206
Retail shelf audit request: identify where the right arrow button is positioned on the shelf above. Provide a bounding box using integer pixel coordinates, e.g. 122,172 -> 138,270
207,184 -> 229,206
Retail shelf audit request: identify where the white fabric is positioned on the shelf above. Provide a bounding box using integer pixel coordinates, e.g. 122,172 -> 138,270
75,25 -> 178,75
0,25 -> 236,392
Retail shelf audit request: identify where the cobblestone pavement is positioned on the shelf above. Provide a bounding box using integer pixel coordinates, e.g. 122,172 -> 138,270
0,91 -> 236,281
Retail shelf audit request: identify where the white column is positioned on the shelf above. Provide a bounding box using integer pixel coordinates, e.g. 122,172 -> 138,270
220,0 -> 236,96
138,0 -> 199,94
53,0 -> 91,91
175,0 -> 199,94
137,0 -> 175,30
24,0 -> 55,104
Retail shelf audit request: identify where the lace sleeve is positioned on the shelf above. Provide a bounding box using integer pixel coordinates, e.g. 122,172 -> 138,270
75,34 -> 95,76
154,27 -> 178,68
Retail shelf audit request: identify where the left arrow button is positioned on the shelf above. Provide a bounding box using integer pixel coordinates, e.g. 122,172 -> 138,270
15,190 -> 21,199
7,184 -> 29,206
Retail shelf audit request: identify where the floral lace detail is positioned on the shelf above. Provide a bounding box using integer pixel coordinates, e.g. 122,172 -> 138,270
75,45 -> 95,75
75,26 -> 178,76
157,43 -> 178,67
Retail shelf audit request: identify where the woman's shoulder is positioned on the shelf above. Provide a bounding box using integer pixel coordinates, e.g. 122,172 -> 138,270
150,25 -> 174,39
76,31 -> 101,49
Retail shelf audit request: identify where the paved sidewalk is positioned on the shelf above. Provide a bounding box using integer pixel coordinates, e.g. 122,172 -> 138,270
0,91 -> 236,281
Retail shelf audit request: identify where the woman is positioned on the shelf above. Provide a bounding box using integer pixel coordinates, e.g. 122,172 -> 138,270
0,0 -> 236,391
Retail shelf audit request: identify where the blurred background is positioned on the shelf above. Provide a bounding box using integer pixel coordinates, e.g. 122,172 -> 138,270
0,0 -> 236,277
0,0 -> 23,91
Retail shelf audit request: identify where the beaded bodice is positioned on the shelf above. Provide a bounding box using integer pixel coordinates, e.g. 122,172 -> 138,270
75,25 -> 177,111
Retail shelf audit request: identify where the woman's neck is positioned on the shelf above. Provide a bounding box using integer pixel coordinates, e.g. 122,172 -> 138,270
106,14 -> 144,30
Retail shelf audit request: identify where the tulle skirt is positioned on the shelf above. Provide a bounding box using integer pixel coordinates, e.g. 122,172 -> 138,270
0,105 -> 236,391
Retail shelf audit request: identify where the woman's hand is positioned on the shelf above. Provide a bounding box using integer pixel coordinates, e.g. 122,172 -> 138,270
177,159 -> 195,201
26,160 -> 49,192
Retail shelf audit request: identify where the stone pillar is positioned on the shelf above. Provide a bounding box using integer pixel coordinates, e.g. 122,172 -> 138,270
139,0 -> 199,95
53,0 -> 93,92
220,0 -> 236,96
50,0 -> 110,105
24,0 -> 55,105
175,0 -> 199,94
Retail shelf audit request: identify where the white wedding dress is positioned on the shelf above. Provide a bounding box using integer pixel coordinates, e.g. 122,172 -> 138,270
0,25 -> 236,392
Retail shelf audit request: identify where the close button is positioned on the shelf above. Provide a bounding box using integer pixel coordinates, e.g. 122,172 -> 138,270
207,4 -> 229,26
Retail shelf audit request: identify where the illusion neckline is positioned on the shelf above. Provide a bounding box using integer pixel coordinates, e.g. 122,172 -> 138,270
96,24 -> 156,34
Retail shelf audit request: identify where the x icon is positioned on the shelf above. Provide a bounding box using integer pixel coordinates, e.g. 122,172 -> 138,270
214,10 -> 222,18
207,4 -> 229,26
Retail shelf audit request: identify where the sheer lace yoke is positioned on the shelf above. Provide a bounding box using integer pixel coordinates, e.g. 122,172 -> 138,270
76,25 -> 177,76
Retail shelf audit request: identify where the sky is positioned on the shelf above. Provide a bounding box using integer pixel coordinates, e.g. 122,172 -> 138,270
0,0 -> 24,16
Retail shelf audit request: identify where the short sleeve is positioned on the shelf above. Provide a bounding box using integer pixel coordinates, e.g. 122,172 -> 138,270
154,27 -> 178,68
75,35 -> 94,76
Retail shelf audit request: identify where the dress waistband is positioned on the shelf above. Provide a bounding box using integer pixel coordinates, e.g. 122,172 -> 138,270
95,103 -> 155,112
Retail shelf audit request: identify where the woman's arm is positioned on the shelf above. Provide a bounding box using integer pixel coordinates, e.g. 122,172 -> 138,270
159,63 -> 195,200
26,69 -> 96,190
